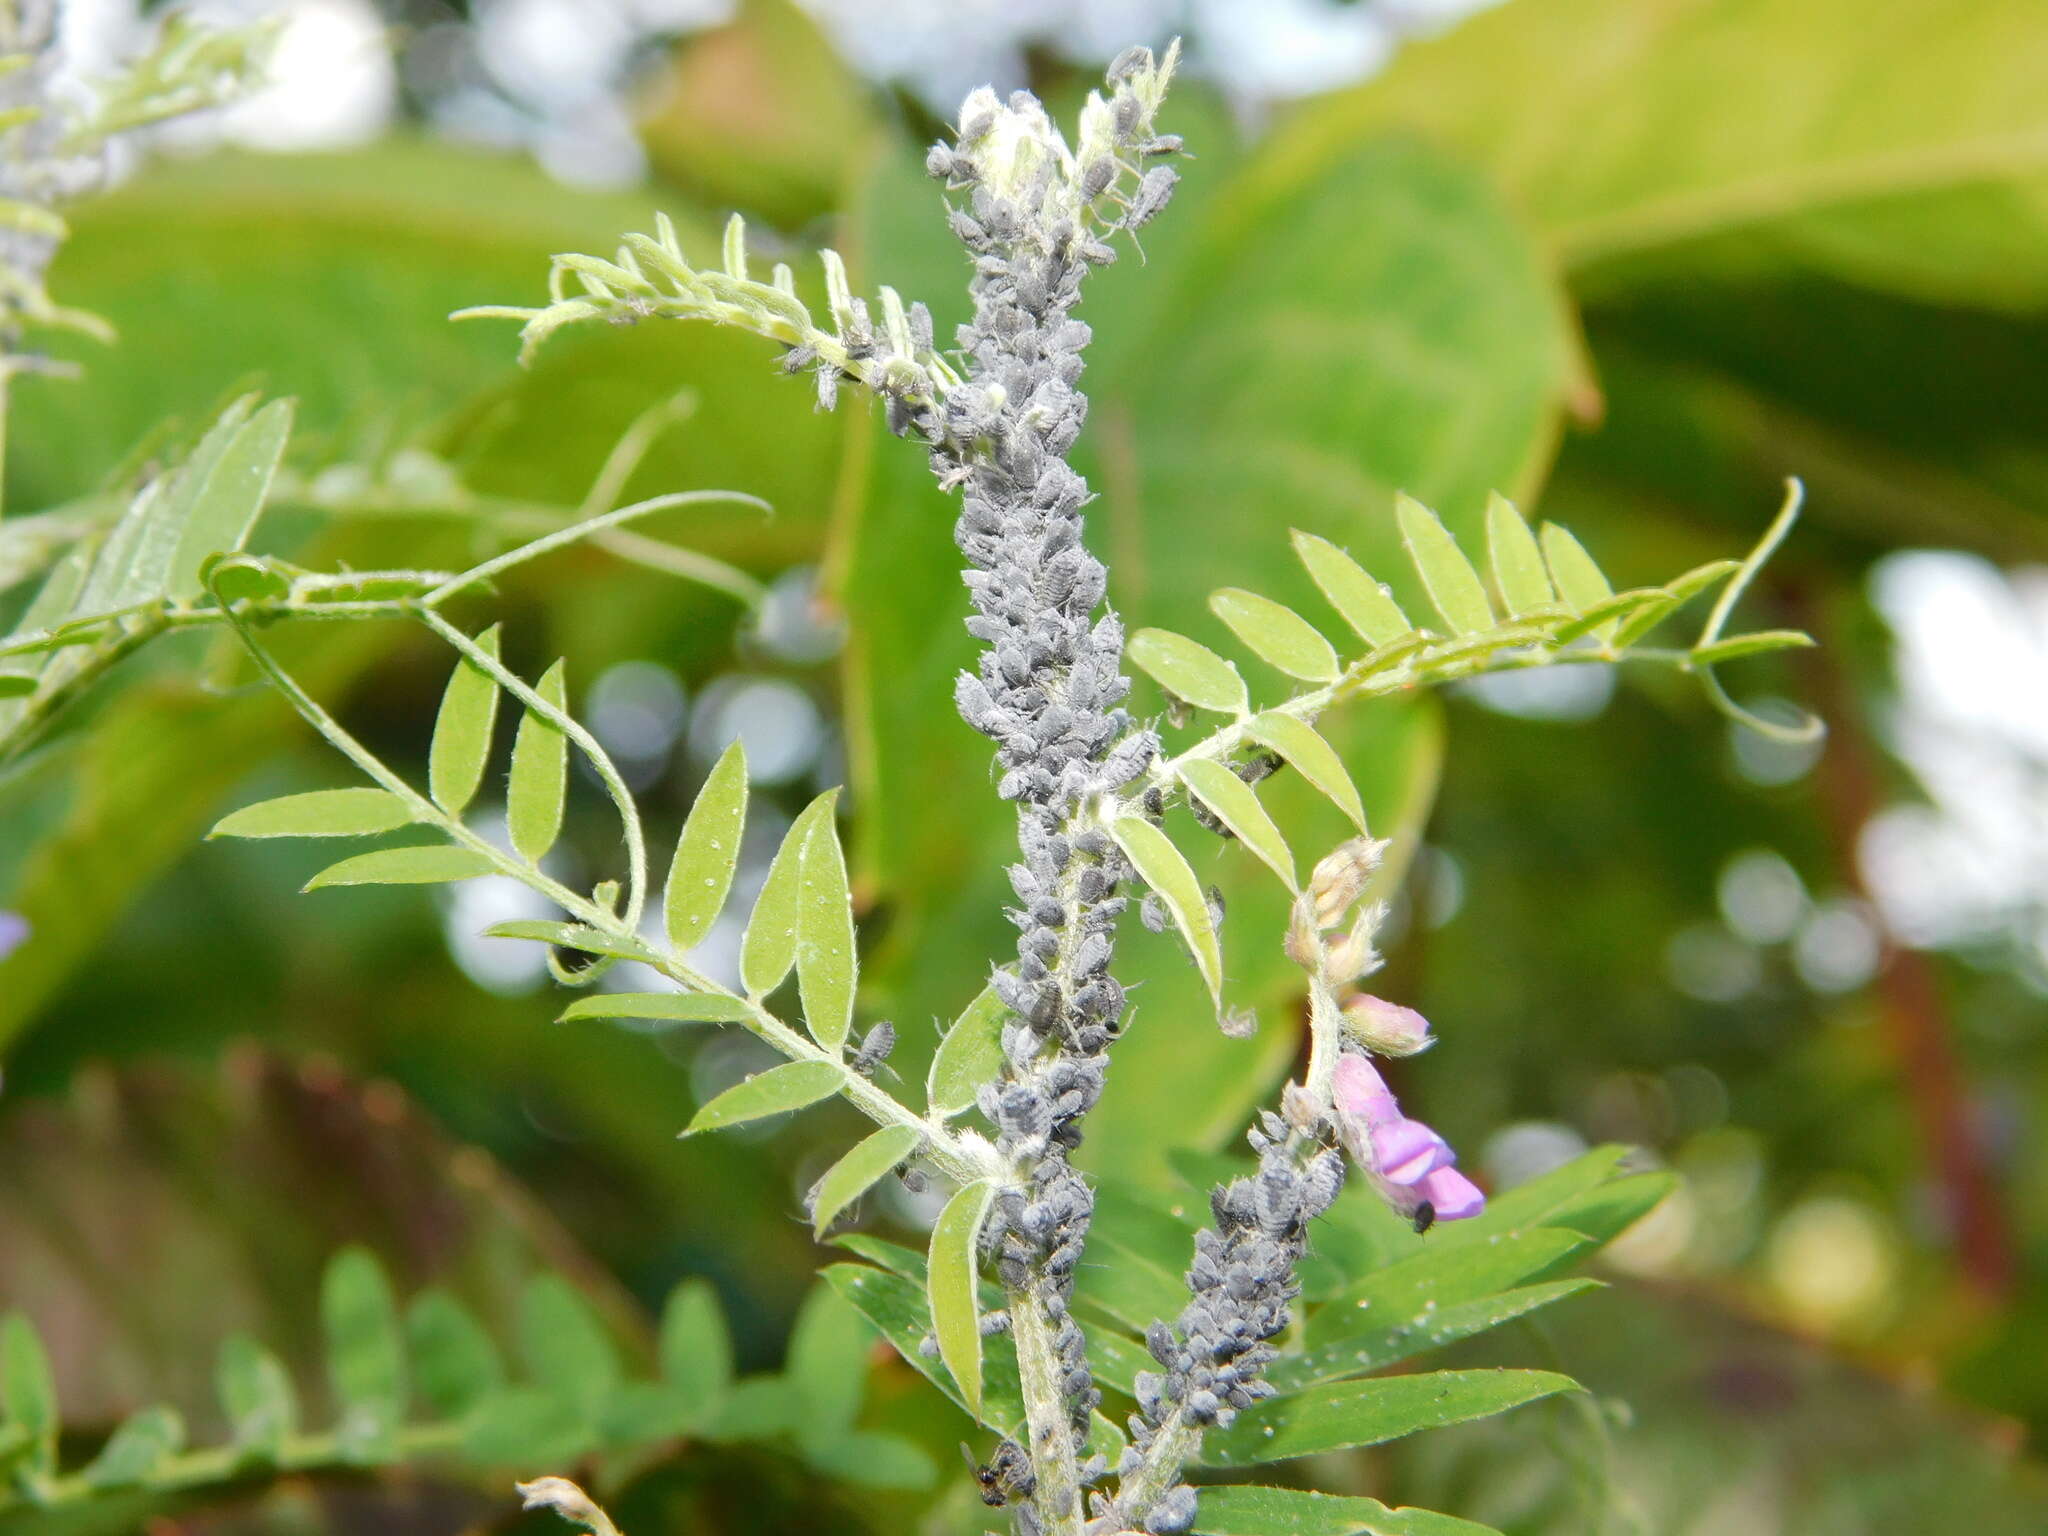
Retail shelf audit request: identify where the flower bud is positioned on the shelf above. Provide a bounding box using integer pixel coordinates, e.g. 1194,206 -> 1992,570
1339,993 -> 1433,1056
1308,836 -> 1387,928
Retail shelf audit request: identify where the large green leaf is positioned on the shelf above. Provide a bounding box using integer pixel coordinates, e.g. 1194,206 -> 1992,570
1296,0 -> 2048,307
1200,1368 -> 1579,1466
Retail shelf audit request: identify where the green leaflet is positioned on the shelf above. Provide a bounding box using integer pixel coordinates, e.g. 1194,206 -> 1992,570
519,1275 -> 620,1424
482,920 -> 661,962
215,1334 -> 297,1458
1243,712 -> 1367,831
303,845 -> 496,891
507,658 -> 569,862
81,1405 -> 185,1489
1551,587 -> 1673,646
811,1124 -> 922,1238
927,1180 -> 996,1416
1312,1227 -> 1594,1341
166,396 -> 293,600
796,800 -> 858,1052
405,1291 -> 505,1421
927,982 -> 1010,1118
427,623 -> 503,817
665,738 -> 747,951
786,1283 -> 873,1443
321,1248 -> 406,1463
741,791 -> 837,998
1395,493 -> 1495,636
1176,757 -> 1296,890
1271,1280 -> 1598,1393
658,1278 -> 733,1426
462,1387 -> 594,1468
1538,522 -> 1615,643
1484,492 -> 1555,616
1691,630 -> 1817,666
1201,1368 -> 1578,1465
1109,816 -> 1223,1004
1192,1484 -> 1501,1536
1128,627 -> 1250,714
559,992 -> 753,1023
684,1059 -> 845,1135
1209,588 -> 1340,682
0,1313 -> 58,1474
1290,529 -> 1413,647
209,787 -> 417,839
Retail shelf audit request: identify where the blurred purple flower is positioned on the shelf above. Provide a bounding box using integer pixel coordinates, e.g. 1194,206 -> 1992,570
1332,1050 -> 1484,1223
0,911 -> 26,963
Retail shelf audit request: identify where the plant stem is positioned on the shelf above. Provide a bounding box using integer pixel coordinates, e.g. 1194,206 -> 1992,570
1006,1282 -> 1086,1536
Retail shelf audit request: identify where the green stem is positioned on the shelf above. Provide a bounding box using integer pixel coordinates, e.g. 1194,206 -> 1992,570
0,1420 -> 466,1516
1006,1281 -> 1086,1536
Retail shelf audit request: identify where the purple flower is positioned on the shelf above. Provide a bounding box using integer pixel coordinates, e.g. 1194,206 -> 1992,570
1332,1051 -> 1484,1223
0,911 -> 26,963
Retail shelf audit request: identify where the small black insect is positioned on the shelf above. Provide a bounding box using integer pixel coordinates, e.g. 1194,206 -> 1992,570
1412,1200 -> 1438,1236
961,1440 -> 1034,1507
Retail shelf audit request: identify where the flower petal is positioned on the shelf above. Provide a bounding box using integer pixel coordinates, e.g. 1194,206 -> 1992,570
1372,1117 -> 1452,1186
1419,1166 -> 1486,1221
1331,1051 -> 1397,1125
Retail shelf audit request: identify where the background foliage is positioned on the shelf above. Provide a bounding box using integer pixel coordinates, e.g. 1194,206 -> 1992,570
3,1 -> 2047,1531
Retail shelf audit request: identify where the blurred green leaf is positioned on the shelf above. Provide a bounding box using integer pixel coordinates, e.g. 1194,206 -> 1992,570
665,737 -> 747,952
1193,1484 -> 1499,1536
506,658 -> 568,863
321,1247 -> 405,1461
462,1386 -> 594,1467
685,1060 -> 845,1135
426,623 -> 501,818
302,844 -> 495,892
80,1405 -> 184,1489
404,1291 -> 504,1422
215,1335 -> 297,1459
519,1274 -> 620,1425
786,1282 -> 872,1442
634,0 -> 874,230
659,1278 -> 733,1428
0,1315 -> 56,1475
1202,1368 -> 1579,1466
1299,0 -> 2048,307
